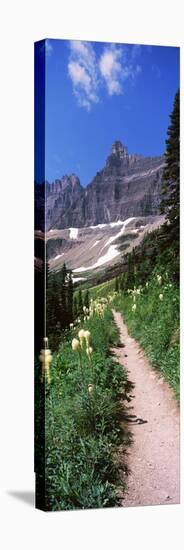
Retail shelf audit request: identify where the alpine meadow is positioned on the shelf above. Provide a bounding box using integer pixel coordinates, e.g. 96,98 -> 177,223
34,40 -> 180,511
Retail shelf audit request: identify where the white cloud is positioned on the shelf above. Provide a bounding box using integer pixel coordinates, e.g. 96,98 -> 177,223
68,41 -> 142,110
99,45 -> 142,96
68,63 -> 91,90
99,47 -> 122,95
68,41 -> 99,111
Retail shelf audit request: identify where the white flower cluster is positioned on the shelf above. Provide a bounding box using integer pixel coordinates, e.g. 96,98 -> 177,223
70,318 -> 81,327
82,305 -> 90,320
127,287 -> 142,297
157,274 -> 162,284
108,294 -> 114,303
127,286 -> 142,313
88,297 -> 107,318
88,293 -> 117,318
72,329 -> 93,357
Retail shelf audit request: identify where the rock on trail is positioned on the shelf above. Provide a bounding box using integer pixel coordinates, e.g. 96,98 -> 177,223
112,310 -> 180,507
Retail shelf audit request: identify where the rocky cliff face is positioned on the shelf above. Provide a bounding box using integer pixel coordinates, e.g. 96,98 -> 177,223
35,141 -> 165,230
45,174 -> 83,230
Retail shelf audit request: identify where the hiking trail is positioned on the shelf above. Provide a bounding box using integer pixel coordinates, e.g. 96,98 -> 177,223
112,309 -> 180,507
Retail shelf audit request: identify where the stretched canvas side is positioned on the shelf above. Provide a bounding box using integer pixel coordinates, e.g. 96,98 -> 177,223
34,40 -> 47,511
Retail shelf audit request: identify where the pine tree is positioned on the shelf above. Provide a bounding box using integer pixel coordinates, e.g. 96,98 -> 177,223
160,90 -> 180,271
120,273 -> 127,292
115,277 -> 119,292
73,295 -> 78,319
47,271 -> 61,335
119,275 -> 124,292
35,265 -> 44,353
127,253 -> 135,289
84,289 -> 90,310
78,289 -> 83,316
67,270 -> 74,324
60,263 -> 67,329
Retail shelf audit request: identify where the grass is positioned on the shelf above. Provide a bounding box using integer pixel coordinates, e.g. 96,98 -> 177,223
113,273 -> 180,401
89,279 -> 115,300
86,268 -> 180,400
36,307 -> 130,511
35,266 -> 179,510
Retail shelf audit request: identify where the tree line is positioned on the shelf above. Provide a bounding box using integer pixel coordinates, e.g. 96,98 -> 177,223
46,264 -> 90,348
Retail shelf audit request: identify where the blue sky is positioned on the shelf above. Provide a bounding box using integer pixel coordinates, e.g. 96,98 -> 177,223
35,39 -> 179,186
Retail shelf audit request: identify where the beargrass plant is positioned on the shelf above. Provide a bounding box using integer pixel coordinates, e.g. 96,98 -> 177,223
43,307 -> 129,511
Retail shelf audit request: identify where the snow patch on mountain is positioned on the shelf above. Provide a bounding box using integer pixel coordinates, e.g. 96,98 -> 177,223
73,244 -> 120,272
110,220 -> 124,227
104,217 -> 136,248
69,227 -> 79,239
91,240 -> 100,248
72,277 -> 85,283
89,223 -> 107,230
53,253 -> 64,261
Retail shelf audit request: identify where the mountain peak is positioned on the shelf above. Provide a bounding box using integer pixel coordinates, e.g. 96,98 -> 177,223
105,140 -> 129,170
111,140 -> 128,159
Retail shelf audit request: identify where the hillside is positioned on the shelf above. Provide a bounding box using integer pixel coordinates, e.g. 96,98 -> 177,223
45,215 -> 164,283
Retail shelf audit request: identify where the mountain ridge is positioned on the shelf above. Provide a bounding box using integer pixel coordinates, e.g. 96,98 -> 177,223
35,140 -> 165,230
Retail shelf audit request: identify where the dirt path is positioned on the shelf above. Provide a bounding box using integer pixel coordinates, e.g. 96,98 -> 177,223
112,310 -> 180,507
